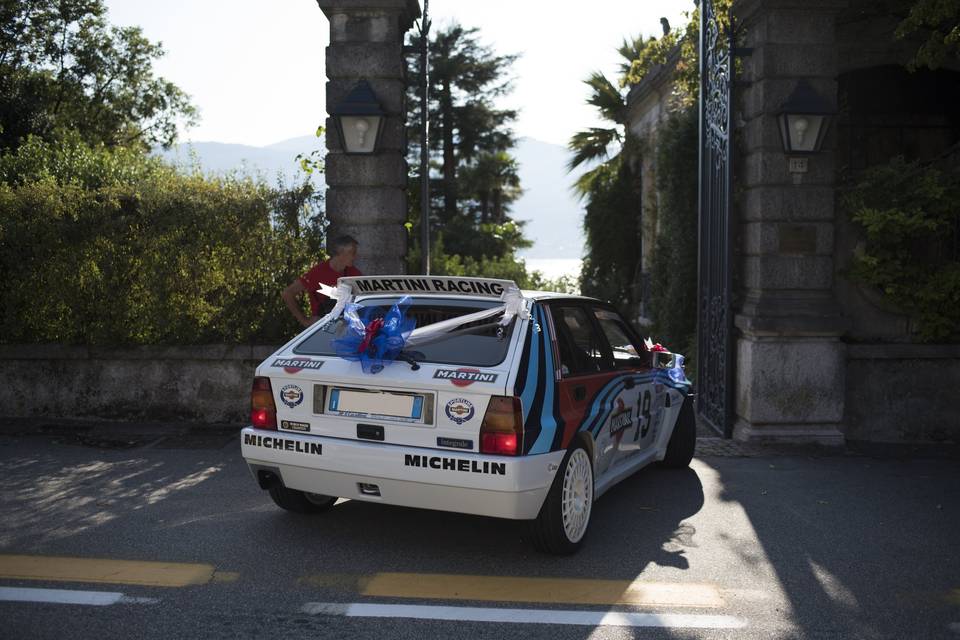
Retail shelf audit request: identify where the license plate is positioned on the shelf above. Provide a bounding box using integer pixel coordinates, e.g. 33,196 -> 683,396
327,388 -> 425,423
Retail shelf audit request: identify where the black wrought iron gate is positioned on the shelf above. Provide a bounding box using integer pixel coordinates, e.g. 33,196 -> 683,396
697,0 -> 734,437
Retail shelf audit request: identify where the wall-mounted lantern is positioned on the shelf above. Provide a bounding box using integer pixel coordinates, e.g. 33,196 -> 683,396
777,80 -> 833,155
331,80 -> 385,154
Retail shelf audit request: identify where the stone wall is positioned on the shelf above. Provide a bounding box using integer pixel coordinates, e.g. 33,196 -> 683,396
0,345 -> 278,424
731,0 -> 848,444
845,344 -> 960,444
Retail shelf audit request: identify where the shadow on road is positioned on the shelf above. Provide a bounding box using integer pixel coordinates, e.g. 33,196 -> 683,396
248,464 -> 704,580
701,454 -> 960,639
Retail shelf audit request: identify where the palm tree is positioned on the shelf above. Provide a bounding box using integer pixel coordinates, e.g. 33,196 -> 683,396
568,35 -> 655,312
461,150 -> 522,224
567,36 -> 648,197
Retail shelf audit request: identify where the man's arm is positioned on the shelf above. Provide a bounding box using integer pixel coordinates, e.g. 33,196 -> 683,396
281,279 -> 315,328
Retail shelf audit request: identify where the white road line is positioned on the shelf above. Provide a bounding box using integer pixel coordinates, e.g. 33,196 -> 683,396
948,622 -> 960,634
302,602 -> 748,629
0,586 -> 158,606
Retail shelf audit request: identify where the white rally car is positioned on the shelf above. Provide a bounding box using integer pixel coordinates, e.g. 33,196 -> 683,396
241,276 -> 694,554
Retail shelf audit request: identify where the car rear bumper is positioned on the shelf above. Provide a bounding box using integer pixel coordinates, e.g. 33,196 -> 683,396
240,427 -> 564,520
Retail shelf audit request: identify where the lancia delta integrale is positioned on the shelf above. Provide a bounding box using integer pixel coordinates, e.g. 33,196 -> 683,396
240,276 -> 695,554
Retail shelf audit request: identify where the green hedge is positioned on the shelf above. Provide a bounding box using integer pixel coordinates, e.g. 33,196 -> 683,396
0,135 -> 323,345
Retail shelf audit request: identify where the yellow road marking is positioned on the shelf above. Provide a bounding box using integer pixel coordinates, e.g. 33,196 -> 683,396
0,555 -> 215,588
305,572 -> 724,608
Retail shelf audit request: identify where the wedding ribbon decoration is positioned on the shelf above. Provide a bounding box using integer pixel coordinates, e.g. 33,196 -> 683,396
331,295 -> 416,374
315,281 -> 354,329
405,286 -> 528,348
644,337 -> 669,352
317,282 -> 529,352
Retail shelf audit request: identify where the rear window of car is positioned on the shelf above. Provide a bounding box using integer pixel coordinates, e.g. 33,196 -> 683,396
293,296 -> 516,367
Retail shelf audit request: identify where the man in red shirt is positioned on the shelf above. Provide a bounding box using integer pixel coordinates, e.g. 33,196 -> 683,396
282,235 -> 362,328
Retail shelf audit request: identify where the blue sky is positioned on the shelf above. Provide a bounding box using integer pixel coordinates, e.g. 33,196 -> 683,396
105,0 -> 692,148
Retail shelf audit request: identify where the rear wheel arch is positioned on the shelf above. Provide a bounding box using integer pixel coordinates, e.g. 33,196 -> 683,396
659,393 -> 696,469
529,435 -> 596,555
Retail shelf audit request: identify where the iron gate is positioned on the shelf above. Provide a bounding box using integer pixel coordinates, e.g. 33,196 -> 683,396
697,0 -> 734,437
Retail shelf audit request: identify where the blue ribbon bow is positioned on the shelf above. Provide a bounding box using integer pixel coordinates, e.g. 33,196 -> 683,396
332,296 -> 416,374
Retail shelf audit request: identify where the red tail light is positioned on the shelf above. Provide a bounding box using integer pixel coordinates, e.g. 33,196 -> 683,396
479,396 -> 523,456
250,377 -> 277,430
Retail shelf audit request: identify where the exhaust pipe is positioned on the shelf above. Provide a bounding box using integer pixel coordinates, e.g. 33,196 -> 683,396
256,469 -> 282,490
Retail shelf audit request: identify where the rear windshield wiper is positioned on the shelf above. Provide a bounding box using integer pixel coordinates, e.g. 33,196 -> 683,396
397,351 -> 422,371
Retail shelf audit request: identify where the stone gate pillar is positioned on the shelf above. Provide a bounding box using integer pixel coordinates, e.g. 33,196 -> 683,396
316,0 -> 420,275
732,0 -> 848,444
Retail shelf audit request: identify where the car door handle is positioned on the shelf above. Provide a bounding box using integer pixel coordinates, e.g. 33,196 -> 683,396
573,385 -> 586,401
624,378 -> 635,390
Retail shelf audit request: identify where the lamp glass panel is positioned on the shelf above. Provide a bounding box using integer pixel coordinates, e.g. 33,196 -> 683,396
340,115 -> 382,154
785,114 -> 825,152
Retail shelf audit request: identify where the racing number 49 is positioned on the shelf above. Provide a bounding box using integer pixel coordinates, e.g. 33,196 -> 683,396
634,389 -> 652,441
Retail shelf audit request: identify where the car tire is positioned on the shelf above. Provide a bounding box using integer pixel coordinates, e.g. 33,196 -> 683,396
660,394 -> 696,468
267,486 -> 337,513
529,442 -> 594,555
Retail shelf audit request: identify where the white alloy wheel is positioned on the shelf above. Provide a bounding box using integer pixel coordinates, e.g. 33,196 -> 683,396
560,447 -> 593,543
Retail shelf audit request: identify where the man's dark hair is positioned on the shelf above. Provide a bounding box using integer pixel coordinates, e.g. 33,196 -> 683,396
328,235 -> 359,256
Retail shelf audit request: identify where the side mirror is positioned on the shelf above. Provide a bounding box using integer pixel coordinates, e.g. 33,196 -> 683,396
650,350 -> 677,369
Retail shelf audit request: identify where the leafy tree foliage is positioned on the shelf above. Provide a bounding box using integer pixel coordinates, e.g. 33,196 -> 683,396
0,1 -> 333,345
407,23 -> 518,222
567,69 -> 635,196
0,134 -> 324,345
842,155 -> 960,341
895,0 -> 960,69
568,38 -> 647,307
841,0 -> 960,70
578,156 -> 641,310
0,0 -> 197,152
458,150 -> 521,224
619,2 -> 732,103
406,21 -> 541,284
650,106 -> 699,355
570,5 -> 714,346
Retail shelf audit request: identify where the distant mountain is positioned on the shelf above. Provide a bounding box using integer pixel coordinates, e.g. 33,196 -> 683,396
156,136 -> 324,186
156,135 -> 584,260
512,137 -> 585,260
263,135 -> 323,153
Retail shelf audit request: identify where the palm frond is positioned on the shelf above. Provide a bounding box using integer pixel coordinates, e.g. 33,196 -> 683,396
567,127 -> 621,172
571,154 -> 624,199
583,72 -> 626,123
616,35 -> 649,76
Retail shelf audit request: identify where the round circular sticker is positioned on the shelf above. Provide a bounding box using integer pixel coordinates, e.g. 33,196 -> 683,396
445,398 -> 475,425
279,384 -> 304,408
451,368 -> 481,388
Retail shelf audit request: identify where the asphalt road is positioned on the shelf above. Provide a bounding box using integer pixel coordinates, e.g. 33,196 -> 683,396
0,432 -> 957,639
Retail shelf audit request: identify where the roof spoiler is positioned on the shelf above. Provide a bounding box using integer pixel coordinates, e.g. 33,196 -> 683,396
312,276 -> 527,337
337,275 -> 518,300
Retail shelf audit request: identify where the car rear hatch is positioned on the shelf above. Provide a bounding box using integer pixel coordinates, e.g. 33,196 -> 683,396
256,294 -> 526,453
